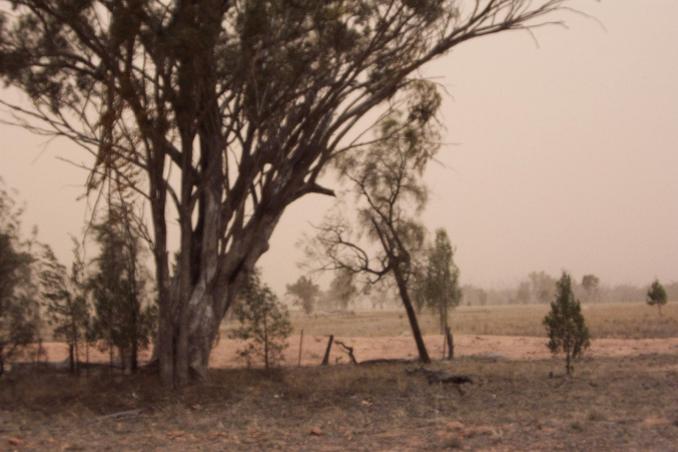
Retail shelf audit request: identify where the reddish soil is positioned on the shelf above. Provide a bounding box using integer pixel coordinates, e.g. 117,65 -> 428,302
34,334 -> 678,368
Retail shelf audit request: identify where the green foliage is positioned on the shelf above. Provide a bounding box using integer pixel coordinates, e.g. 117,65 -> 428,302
231,271 -> 292,369
0,180 -> 40,373
39,241 -> 90,373
286,276 -> 321,315
543,272 -> 590,375
646,279 -> 668,315
415,229 -> 461,331
87,203 -> 156,370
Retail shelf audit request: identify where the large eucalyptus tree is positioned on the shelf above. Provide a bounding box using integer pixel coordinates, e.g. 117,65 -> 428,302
0,0 -> 570,385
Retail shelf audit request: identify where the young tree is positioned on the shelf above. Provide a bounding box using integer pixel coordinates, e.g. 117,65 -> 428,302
543,272 -> 590,376
286,276 -> 321,316
416,229 -> 462,334
0,0 -> 573,384
88,203 -> 156,372
230,271 -> 292,369
581,274 -> 600,302
646,279 -> 668,316
0,181 -> 41,375
309,87 -> 442,363
39,242 -> 90,374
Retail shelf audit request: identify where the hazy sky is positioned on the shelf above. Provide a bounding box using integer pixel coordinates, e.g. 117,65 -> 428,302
1,0 -> 677,293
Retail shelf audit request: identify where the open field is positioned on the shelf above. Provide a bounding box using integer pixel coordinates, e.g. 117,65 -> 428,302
28,303 -> 678,369
2,354 -> 678,451
286,302 -> 678,339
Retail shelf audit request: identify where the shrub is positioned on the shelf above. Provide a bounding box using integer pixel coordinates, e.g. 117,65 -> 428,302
543,272 -> 590,375
231,271 -> 292,369
646,279 -> 668,316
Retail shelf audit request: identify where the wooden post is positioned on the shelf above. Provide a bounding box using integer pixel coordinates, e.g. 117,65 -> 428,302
298,329 -> 304,367
445,326 -> 454,360
321,335 -> 334,366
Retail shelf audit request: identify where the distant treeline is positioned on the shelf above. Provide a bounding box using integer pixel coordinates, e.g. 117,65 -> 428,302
461,273 -> 678,306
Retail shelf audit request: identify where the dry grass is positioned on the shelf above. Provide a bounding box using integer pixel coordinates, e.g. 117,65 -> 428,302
3,302 -> 676,450
287,302 -> 678,339
2,354 -> 678,450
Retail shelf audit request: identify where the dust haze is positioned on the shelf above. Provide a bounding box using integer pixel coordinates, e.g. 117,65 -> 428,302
1,0 -> 676,294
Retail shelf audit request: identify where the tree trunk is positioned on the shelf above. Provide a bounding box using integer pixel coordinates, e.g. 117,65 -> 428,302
131,335 -> 138,372
393,269 -> 431,364
298,329 -> 304,367
153,202 -> 282,386
157,279 -> 236,385
68,344 -> 75,374
566,352 -> 572,376
108,340 -> 114,371
445,326 -> 454,360
263,314 -> 269,370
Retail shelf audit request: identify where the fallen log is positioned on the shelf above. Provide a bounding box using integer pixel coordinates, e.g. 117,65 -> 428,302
407,367 -> 473,392
359,358 -> 417,366
97,409 -> 142,421
425,372 -> 472,385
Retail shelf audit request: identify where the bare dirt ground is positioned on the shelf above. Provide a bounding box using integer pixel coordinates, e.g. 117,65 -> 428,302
32,333 -> 678,368
2,303 -> 678,450
2,354 -> 678,451
32,302 -> 678,367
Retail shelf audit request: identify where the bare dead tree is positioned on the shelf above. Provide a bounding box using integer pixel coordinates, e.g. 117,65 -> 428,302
0,0 -> 571,385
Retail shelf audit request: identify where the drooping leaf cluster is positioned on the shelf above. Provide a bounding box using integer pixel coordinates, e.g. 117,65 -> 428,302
543,272 -> 590,375
230,270 -> 292,369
